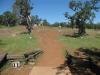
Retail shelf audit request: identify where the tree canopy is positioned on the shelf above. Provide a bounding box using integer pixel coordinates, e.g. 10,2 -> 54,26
13,0 -> 33,34
13,0 -> 33,17
65,0 -> 100,36
0,11 -> 17,27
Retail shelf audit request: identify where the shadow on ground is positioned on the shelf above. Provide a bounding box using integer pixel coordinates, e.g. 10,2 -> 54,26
20,32 -> 29,35
63,33 -> 88,38
0,40 -> 6,46
56,48 -> 100,75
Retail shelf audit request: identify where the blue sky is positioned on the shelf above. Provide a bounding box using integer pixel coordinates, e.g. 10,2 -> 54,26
0,0 -> 100,24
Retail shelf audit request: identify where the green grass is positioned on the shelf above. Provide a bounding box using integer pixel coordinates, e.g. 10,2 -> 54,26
0,25 -> 7,28
0,30 -> 38,54
59,35 -> 100,49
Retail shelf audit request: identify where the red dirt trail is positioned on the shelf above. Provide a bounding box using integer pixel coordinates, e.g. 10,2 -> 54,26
1,27 -> 71,75
29,27 -> 72,75
33,27 -> 65,67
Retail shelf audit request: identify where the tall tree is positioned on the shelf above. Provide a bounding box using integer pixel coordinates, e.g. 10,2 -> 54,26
13,0 -> 33,34
65,0 -> 100,36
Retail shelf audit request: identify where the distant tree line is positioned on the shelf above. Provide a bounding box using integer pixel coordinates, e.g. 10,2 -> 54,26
0,0 -> 50,28
0,11 -> 50,27
51,22 -> 67,27
51,22 -> 100,29
0,11 -> 17,27
0,10 -> 100,29
0,0 -> 100,31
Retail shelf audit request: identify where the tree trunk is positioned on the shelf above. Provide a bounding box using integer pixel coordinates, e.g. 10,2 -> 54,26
26,16 -> 32,35
7,21 -> 10,27
78,23 -> 86,36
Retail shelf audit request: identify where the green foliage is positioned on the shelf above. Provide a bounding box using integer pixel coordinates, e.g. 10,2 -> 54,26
65,0 -> 100,35
3,11 -> 17,26
31,15 -> 50,26
0,15 -> 3,23
31,15 -> 42,24
51,22 -> 59,27
0,11 -> 17,27
42,19 -> 50,26
13,0 -> 33,17
51,22 -> 67,27
13,0 -> 33,34
13,0 -> 33,25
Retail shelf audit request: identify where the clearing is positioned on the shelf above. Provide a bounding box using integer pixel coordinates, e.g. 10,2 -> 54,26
0,26 -> 100,75
29,27 -> 72,75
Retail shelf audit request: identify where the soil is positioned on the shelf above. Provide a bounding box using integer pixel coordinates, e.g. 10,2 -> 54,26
33,27 -> 65,67
29,27 -> 72,75
0,26 -> 71,75
0,65 -> 32,75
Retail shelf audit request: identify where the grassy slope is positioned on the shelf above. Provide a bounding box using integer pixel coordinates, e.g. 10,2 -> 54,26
0,26 -> 38,54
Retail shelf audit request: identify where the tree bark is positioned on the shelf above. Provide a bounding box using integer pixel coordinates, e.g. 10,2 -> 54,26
78,23 -> 86,36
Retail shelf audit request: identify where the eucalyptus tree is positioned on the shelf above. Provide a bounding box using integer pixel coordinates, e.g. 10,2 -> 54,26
65,0 -> 100,36
13,0 -> 33,34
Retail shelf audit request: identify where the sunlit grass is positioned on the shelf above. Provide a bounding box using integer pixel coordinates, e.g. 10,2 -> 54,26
0,26 -> 38,54
59,30 -> 100,49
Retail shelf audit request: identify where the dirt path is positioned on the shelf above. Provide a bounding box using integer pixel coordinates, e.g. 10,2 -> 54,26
0,26 -> 72,75
33,27 -> 65,67
30,27 -> 72,75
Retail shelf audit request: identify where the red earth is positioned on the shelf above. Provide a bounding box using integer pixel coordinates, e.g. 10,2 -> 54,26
1,26 -> 72,75
33,27 -> 65,67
